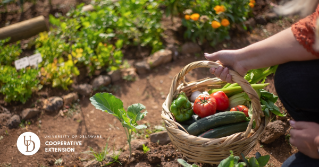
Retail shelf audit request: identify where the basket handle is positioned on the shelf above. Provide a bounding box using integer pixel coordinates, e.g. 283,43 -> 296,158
165,61 -> 263,137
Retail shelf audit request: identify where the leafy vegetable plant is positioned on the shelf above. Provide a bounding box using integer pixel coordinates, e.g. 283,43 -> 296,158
90,93 -> 148,160
0,38 -> 22,65
0,66 -> 40,103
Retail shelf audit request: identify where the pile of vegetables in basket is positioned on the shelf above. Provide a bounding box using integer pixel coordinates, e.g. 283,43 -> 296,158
170,66 -> 284,138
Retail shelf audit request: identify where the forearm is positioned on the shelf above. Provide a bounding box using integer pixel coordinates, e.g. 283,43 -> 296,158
237,28 -> 319,71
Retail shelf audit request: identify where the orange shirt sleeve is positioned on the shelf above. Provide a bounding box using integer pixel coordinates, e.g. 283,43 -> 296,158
291,5 -> 319,57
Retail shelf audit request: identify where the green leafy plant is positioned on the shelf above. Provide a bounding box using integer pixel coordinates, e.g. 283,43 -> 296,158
177,159 -> 199,167
0,66 -> 40,103
40,59 -> 79,90
0,38 -> 22,65
178,151 -> 270,167
83,141 -> 109,162
90,93 -> 148,160
142,144 -> 150,154
219,151 -> 270,167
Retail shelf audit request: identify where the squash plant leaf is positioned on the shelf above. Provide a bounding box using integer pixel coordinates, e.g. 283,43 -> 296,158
257,155 -> 270,167
127,103 -> 148,123
218,150 -> 236,167
248,157 -> 259,167
90,93 -> 124,115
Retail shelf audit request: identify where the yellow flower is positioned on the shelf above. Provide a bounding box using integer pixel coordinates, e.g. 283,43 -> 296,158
190,13 -> 200,21
221,19 -> 230,27
185,15 -> 191,20
214,5 -> 226,14
249,2 -> 254,8
211,21 -> 221,29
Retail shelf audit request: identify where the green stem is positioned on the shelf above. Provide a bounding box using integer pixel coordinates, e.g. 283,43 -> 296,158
208,83 -> 269,94
223,83 -> 232,88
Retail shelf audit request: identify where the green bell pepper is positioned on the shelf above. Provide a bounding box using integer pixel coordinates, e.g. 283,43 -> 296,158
170,92 -> 194,122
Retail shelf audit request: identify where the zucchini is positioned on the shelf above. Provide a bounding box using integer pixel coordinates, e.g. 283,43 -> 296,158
187,111 -> 247,136
199,121 -> 249,138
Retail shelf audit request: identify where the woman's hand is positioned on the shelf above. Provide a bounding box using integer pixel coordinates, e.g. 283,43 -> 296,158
204,50 -> 248,83
289,120 -> 319,159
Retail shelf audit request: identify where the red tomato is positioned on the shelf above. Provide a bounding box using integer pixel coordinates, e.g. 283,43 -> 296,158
230,105 -> 249,117
230,107 -> 237,111
211,91 -> 229,111
193,94 -> 217,118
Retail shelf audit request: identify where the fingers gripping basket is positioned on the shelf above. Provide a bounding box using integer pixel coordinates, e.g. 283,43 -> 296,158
161,61 -> 268,164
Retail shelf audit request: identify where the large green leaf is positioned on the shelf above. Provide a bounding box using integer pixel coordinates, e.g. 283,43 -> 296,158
127,103 -> 148,124
90,93 -> 124,115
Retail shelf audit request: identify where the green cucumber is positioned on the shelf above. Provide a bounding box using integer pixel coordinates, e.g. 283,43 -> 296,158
199,121 -> 249,138
187,111 -> 247,136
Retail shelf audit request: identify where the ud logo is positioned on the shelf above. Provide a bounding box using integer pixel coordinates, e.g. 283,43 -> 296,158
17,132 -> 40,155
24,136 -> 35,152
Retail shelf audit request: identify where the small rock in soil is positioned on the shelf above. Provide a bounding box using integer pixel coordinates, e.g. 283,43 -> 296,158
147,49 -> 172,68
135,61 -> 150,74
0,105 -> 10,114
21,108 -> 41,120
124,139 -> 148,151
72,84 -> 93,96
150,131 -> 171,145
108,70 -> 122,83
122,68 -> 138,80
260,120 -> 287,144
43,97 -> 63,112
147,153 -> 161,164
181,42 -> 201,55
7,115 -> 20,129
0,113 -> 11,126
91,75 -> 111,89
62,93 -> 79,106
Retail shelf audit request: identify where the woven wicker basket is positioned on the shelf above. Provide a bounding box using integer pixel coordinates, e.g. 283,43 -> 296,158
161,61 -> 269,164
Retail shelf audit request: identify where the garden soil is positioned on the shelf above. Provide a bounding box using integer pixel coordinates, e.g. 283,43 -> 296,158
0,1 -> 300,166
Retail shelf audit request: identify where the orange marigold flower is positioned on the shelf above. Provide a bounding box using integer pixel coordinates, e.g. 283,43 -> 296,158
250,0 -> 255,3
249,2 -> 254,8
214,5 -> 221,14
185,15 -> 191,20
214,5 -> 226,14
190,13 -> 200,21
221,19 -> 230,27
211,21 -> 221,29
